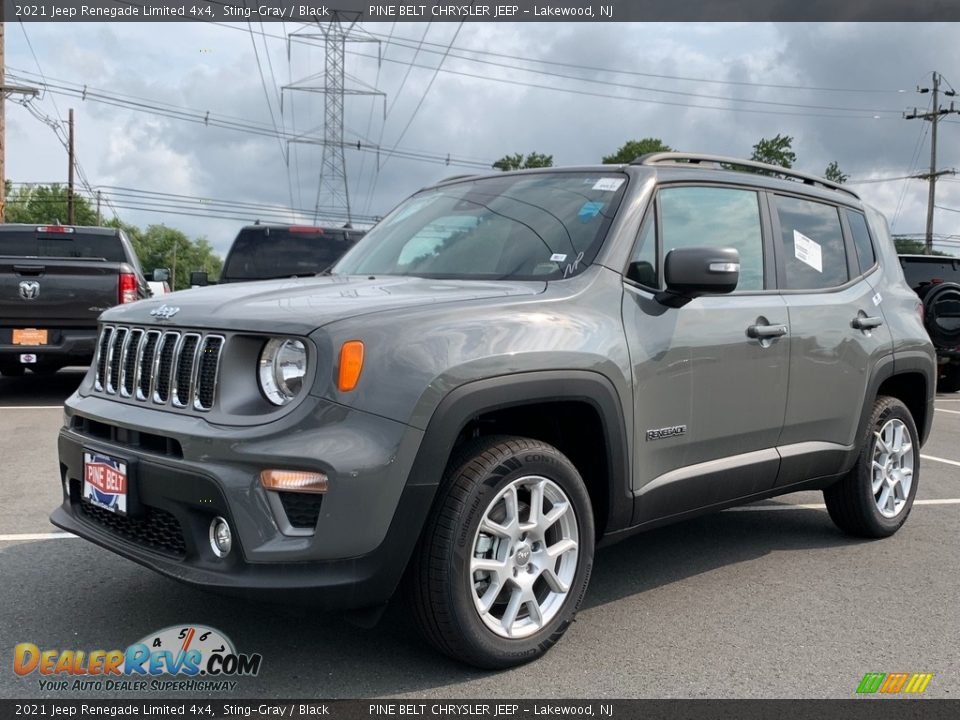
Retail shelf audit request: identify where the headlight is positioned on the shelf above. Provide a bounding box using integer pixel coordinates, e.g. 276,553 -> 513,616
258,338 -> 308,406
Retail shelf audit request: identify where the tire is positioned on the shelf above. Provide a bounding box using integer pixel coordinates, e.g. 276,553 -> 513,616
29,365 -> 61,376
824,396 -> 919,538
0,363 -> 25,377
938,364 -> 960,393
408,435 -> 595,669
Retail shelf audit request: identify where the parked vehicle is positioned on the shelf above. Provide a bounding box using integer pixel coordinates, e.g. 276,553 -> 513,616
898,254 -> 960,391
0,224 -> 149,376
191,224 -> 366,286
54,154 -> 934,668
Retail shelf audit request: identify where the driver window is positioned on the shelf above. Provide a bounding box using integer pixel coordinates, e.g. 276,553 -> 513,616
659,186 -> 765,291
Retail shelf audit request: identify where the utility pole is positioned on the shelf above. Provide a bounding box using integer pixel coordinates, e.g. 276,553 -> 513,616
67,108 -> 75,224
0,11 -> 39,222
283,14 -> 383,226
96,190 -> 101,224
905,71 -> 959,254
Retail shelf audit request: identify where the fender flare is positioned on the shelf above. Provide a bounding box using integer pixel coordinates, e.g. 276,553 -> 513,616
406,370 -> 633,534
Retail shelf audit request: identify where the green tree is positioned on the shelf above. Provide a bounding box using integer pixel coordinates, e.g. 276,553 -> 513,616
492,152 -> 554,171
602,138 -> 672,164
750,134 -> 797,168
122,224 -> 222,291
4,183 -> 98,225
823,160 -> 849,184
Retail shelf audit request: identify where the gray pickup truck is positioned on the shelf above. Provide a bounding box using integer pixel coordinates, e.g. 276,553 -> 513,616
53,154 -> 935,668
0,224 -> 149,376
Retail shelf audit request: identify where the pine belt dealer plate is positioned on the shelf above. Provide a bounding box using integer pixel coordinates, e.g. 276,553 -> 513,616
12,328 -> 47,345
83,450 -> 128,515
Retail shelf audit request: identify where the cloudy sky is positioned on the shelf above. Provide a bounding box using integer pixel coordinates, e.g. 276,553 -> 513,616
6,21 -> 960,257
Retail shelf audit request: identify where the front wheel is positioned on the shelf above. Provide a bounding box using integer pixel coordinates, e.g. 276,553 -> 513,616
824,396 -> 919,538
408,436 -> 595,669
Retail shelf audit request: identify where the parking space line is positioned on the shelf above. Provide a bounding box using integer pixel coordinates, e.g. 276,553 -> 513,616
935,408 -> 960,415
921,453 -> 960,468
0,532 -> 76,541
0,406 -> 64,410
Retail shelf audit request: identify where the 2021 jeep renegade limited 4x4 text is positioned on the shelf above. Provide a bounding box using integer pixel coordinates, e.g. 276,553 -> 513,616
53,153 -> 935,668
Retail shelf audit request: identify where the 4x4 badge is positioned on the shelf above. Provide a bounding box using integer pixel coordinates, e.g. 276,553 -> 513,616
150,305 -> 180,320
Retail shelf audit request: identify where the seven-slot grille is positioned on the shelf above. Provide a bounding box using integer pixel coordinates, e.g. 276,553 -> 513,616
94,325 -> 224,411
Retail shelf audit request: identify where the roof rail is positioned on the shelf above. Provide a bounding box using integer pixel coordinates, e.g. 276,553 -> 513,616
633,152 -> 860,199
439,174 -> 479,184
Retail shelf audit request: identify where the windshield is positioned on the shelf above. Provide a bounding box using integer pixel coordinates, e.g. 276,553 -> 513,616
221,227 -> 361,281
333,172 -> 628,280
0,231 -> 127,261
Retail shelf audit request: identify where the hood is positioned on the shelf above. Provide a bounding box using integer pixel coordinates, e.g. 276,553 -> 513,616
101,275 -> 547,334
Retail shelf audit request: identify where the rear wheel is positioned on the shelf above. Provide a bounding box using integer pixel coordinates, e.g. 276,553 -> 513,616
0,363 -> 25,377
408,436 -> 594,669
824,396 -> 919,538
938,363 -> 960,393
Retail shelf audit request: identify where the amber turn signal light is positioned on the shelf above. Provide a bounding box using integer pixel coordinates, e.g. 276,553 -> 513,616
338,340 -> 364,392
260,470 -> 328,494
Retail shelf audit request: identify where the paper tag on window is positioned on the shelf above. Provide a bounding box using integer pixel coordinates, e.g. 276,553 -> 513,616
550,253 -> 567,262
592,178 -> 624,192
793,230 -> 823,273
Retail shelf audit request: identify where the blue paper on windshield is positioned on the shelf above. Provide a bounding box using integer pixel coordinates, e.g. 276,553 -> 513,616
578,201 -> 604,222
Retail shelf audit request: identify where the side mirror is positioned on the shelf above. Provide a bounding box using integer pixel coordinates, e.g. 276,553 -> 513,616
657,247 -> 740,307
190,270 -> 209,288
153,268 -> 170,282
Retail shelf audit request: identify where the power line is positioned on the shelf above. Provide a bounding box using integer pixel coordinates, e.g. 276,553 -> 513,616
363,28 -> 906,95
6,68 -> 494,169
210,22 -> 900,120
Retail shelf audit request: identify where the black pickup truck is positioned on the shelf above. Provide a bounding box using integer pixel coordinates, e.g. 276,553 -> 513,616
0,224 -> 149,376
899,254 -> 960,391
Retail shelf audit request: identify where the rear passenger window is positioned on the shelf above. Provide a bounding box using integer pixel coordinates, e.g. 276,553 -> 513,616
775,196 -> 848,290
846,210 -> 877,274
659,187 -> 765,291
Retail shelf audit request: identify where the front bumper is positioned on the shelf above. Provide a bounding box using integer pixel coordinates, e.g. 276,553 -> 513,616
53,393 -> 435,608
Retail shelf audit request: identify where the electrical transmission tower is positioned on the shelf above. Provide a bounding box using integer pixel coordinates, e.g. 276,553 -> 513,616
905,71 -> 960,254
283,13 -> 383,226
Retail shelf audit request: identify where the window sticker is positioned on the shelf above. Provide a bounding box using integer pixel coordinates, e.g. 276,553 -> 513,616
592,178 -> 625,192
550,253 -> 568,262
793,230 -> 823,273
578,201 -> 605,222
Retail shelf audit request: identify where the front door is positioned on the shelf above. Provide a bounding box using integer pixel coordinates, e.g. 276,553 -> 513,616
622,185 -> 790,525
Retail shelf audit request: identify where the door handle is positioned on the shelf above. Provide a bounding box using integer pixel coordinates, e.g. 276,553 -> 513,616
852,315 -> 883,330
747,323 -> 788,339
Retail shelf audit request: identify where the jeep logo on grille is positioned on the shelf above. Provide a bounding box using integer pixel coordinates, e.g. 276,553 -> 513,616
18,281 -> 40,300
150,305 -> 180,320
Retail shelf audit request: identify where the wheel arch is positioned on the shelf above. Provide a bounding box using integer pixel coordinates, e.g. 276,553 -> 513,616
406,371 -> 633,539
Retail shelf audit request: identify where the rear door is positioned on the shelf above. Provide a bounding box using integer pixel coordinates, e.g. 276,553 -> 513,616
0,229 -> 123,326
770,194 -> 894,487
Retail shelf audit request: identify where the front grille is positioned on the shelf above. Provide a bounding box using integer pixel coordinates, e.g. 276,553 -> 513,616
93,325 -> 224,412
77,495 -> 186,558
278,492 -> 324,529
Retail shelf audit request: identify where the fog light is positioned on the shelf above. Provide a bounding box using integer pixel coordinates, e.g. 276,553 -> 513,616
260,469 -> 328,494
209,516 -> 232,558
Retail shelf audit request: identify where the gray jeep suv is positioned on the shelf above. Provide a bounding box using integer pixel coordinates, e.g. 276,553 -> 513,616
53,153 -> 935,668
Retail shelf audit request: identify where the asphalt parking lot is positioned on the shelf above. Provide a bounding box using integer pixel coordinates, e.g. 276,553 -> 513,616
1,369 -> 958,699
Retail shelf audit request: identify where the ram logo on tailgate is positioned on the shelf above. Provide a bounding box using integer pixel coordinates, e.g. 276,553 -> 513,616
18,281 -> 40,300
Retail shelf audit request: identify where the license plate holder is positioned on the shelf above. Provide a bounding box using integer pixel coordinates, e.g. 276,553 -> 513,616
13,328 -> 48,345
83,450 -> 130,516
